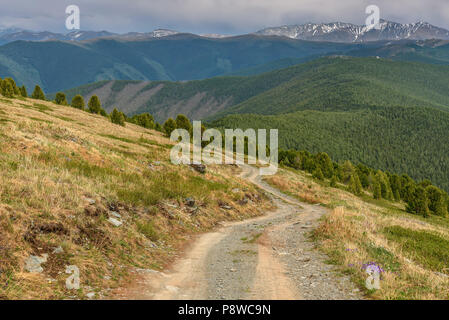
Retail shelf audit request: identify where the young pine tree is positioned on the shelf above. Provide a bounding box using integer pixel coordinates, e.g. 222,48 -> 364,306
110,108 -> 126,126
330,175 -> 338,188
163,118 -> 177,136
312,167 -> 325,181
349,174 -> 363,195
88,95 -> 102,114
131,113 -> 154,129
31,85 -> 46,100
315,152 -> 334,178
175,114 -> 192,132
155,122 -> 163,132
20,85 -> 28,98
373,178 -> 382,200
55,92 -> 68,105
426,186 -> 448,217
71,95 -> 85,110
406,186 -> 430,218
1,79 -> 14,98
377,171 -> 393,200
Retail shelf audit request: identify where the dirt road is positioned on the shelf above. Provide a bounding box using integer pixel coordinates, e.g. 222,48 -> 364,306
118,165 -> 362,300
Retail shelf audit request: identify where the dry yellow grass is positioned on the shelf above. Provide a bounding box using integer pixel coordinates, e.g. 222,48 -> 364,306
264,167 -> 449,300
0,97 -> 272,299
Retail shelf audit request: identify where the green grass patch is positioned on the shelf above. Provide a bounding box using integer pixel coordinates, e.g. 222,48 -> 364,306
243,232 -> 262,243
28,117 -> 53,124
364,243 -> 401,272
33,103 -> 54,112
383,226 -> 449,273
99,134 -> 136,144
137,221 -> 159,242
0,98 -> 12,104
54,115 -> 75,122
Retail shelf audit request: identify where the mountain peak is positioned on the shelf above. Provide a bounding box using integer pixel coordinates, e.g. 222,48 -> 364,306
254,20 -> 449,42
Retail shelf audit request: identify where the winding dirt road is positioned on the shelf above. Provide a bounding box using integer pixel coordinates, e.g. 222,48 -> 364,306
118,165 -> 362,300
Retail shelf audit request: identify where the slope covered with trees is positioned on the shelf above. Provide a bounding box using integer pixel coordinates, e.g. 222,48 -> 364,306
211,106 -> 449,192
59,56 -> 449,122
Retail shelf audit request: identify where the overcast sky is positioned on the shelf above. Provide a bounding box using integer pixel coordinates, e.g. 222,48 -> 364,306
1,0 -> 449,35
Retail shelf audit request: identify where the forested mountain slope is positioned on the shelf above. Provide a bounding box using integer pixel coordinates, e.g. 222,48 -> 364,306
211,106 -> 449,192
60,57 -> 449,121
0,34 -> 360,93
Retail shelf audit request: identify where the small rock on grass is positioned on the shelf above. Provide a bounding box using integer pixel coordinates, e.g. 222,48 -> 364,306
108,217 -> 122,227
86,292 -> 96,299
109,211 -> 121,219
25,254 -> 48,273
190,163 -> 206,174
185,197 -> 195,207
84,198 -> 96,205
52,246 -> 64,254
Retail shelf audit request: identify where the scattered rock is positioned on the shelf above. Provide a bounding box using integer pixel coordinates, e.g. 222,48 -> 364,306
231,188 -> 240,193
190,163 -> 206,174
52,246 -> 64,254
84,198 -> 96,205
185,197 -> 196,207
25,254 -> 48,273
238,198 -> 249,205
221,205 -> 232,210
108,217 -> 123,227
86,292 -> 96,299
108,211 -> 121,219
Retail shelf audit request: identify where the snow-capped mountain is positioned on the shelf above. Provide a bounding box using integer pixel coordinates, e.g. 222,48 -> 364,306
2,20 -> 449,45
255,20 -> 449,42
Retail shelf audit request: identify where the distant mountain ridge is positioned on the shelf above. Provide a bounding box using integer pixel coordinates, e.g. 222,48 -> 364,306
0,27 -> 182,45
255,20 -> 449,42
1,19 -> 449,45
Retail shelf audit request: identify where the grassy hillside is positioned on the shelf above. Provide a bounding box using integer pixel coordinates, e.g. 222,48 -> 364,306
0,96 -> 271,299
266,166 -> 449,299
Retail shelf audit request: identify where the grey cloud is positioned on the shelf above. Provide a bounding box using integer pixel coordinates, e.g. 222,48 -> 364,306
0,0 -> 448,34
